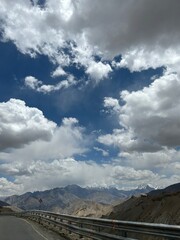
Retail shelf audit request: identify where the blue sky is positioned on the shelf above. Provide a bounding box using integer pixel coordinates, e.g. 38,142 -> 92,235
0,0 -> 180,196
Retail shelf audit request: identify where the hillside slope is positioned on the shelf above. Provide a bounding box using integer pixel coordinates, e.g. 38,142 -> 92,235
107,182 -> 180,225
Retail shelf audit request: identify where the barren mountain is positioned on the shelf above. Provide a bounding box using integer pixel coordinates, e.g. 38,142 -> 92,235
107,182 -> 180,225
4,184 -> 154,217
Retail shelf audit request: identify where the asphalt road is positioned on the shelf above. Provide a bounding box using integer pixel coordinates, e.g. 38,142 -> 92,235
0,216 -> 66,240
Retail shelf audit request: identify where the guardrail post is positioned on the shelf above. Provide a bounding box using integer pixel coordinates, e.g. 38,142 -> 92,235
122,230 -> 127,237
38,216 -> 41,224
79,223 -> 83,238
59,219 -> 63,230
68,221 -> 72,234
48,221 -> 51,229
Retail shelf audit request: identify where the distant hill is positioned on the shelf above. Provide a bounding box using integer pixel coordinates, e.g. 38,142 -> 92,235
4,184 -> 154,217
106,182 -> 180,225
0,200 -> 9,207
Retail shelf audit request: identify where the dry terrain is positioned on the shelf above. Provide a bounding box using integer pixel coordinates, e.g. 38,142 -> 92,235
107,191 -> 180,225
105,183 -> 180,240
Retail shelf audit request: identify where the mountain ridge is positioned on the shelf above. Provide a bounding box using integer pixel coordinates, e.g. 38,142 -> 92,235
4,184 -> 154,217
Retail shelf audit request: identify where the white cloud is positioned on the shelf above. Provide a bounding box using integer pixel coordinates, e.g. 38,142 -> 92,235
118,46 -> 180,72
0,98 -> 169,194
119,149 -> 176,171
62,117 -> 78,126
0,102 -> 179,195
0,0 -> 107,82
99,71 -> 180,153
98,69 -> 180,185
0,177 -> 23,197
86,62 -> 112,83
51,67 -> 67,78
94,147 -> 109,157
0,116 -> 89,162
0,107 -> 93,195
25,76 -> 42,89
25,75 -> 77,93
0,98 -> 56,151
0,157 -> 164,195
104,97 -> 120,113
1,153 -> 180,195
2,1 -> 180,81
1,0 -> 180,194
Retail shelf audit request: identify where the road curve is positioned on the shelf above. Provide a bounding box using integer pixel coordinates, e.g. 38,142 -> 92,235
0,216 -> 62,240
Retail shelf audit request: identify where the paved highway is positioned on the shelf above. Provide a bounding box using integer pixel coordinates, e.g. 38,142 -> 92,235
0,216 -> 66,240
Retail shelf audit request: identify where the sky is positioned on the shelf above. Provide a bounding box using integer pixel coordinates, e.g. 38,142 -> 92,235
0,0 -> 180,196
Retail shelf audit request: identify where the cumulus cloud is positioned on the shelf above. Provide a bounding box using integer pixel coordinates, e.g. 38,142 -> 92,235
0,97 -> 167,195
24,76 -> 42,89
51,67 -> 67,78
86,62 -> 112,83
119,149 -> 179,171
0,157 -> 163,195
0,116 -> 89,162
1,152 -> 180,195
99,71 -> 180,153
0,102 -> 179,195
1,0 -> 180,194
1,0 -> 180,77
0,111 -> 93,195
0,0 -> 112,82
25,75 -> 76,93
104,97 -> 120,113
97,68 -> 180,187
118,47 -> 180,72
0,98 -> 56,151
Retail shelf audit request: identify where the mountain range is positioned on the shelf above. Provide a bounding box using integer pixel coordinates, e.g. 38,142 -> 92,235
4,184 -> 154,217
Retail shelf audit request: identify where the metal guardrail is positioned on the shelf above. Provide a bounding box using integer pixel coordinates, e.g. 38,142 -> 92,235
13,210 -> 180,240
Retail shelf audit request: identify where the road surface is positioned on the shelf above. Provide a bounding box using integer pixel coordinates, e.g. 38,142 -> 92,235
0,216 -> 66,240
